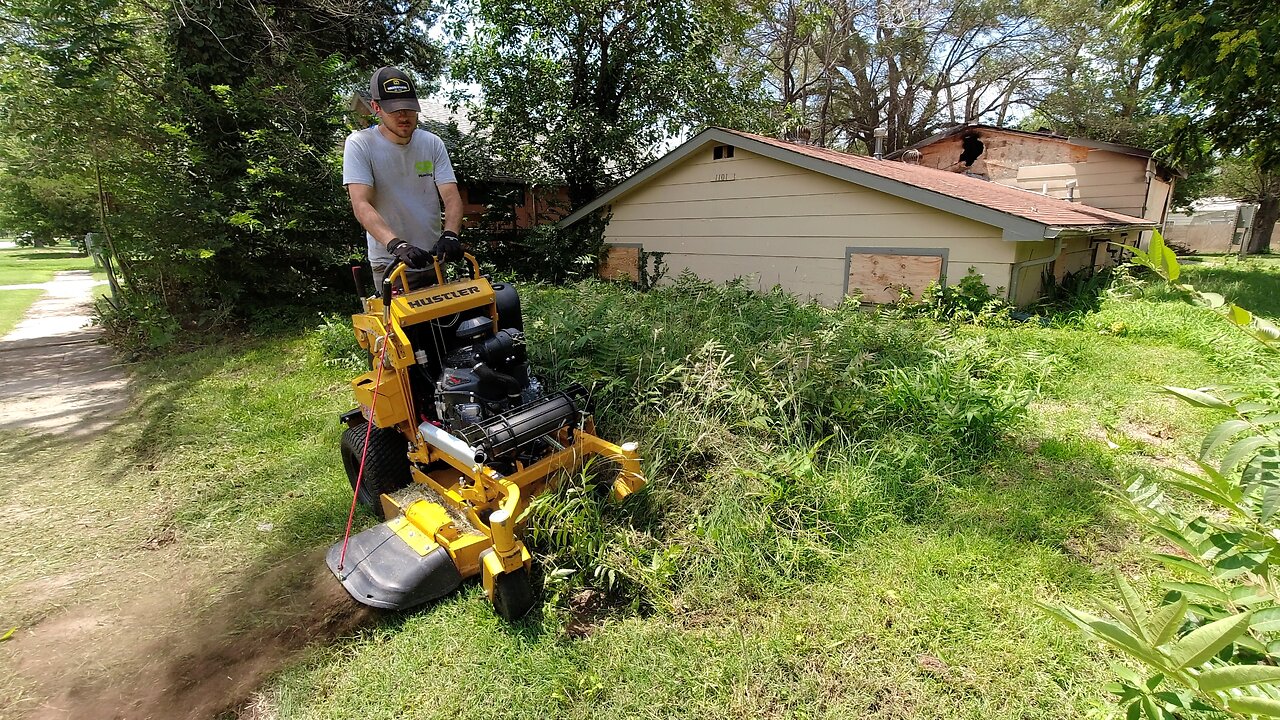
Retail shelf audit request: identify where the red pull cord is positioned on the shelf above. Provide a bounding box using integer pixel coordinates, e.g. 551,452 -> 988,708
337,335 -> 391,571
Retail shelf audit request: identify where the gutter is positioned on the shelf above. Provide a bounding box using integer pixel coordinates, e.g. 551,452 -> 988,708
1007,236 -> 1063,304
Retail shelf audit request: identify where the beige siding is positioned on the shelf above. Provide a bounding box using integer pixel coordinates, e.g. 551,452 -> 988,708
1146,178 -> 1173,223
1000,151 -> 1150,217
603,148 -> 1013,305
1010,234 -> 1125,305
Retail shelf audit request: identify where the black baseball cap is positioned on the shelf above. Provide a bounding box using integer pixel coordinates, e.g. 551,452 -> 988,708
369,66 -> 420,113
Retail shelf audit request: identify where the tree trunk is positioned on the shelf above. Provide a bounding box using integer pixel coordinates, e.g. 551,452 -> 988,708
1249,192 -> 1280,254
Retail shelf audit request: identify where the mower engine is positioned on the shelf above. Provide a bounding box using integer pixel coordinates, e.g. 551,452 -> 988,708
434,318 -> 544,436
328,255 -> 645,621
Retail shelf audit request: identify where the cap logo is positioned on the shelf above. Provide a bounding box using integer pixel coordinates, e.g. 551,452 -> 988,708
382,78 -> 411,95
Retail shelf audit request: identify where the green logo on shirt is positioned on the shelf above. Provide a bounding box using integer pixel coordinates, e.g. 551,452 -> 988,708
415,160 -> 434,176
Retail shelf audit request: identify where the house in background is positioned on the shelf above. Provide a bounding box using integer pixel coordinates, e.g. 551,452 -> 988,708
889,124 -> 1180,238
562,127 -> 1154,306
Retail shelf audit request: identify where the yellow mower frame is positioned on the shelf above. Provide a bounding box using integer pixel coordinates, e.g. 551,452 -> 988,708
328,255 -> 644,619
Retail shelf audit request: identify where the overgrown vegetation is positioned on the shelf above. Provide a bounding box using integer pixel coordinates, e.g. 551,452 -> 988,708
8,256 -> 1277,718
1046,235 -> 1280,718
512,275 -> 1042,605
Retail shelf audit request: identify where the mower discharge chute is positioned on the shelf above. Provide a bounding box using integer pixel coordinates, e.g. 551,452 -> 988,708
327,255 -> 645,620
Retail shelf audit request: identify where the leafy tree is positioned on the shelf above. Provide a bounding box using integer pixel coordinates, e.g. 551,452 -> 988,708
162,0 -> 443,314
452,0 -> 768,209
1119,0 -> 1280,252
734,0 -> 1056,151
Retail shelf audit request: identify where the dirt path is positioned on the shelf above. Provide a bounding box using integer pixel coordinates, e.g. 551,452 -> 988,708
0,270 -> 130,437
0,275 -> 373,719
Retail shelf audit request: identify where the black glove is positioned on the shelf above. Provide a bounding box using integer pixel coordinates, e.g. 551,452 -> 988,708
387,237 -> 432,269
433,230 -> 463,263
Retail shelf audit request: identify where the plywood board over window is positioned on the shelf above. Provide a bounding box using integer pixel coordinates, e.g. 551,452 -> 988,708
845,247 -> 947,303
600,243 -> 641,282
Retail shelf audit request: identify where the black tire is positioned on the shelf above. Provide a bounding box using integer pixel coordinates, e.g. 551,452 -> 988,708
492,566 -> 536,621
340,422 -> 411,519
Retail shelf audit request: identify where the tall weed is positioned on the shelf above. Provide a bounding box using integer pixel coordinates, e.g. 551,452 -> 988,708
520,277 -> 1042,609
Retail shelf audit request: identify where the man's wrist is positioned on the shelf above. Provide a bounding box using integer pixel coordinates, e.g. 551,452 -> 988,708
440,230 -> 460,241
386,237 -> 405,251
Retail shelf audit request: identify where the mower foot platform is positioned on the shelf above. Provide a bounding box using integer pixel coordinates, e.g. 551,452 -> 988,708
326,524 -> 463,611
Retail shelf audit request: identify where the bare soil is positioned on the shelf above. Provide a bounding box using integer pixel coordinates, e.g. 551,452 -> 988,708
0,275 -> 377,719
5,550 -> 372,720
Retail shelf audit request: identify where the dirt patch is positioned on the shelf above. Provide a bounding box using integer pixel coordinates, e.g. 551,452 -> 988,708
3,549 -> 375,720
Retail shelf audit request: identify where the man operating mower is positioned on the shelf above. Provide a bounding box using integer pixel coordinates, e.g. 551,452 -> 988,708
343,65 -> 464,285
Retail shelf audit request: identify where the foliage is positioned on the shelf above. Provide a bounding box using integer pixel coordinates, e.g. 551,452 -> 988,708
903,267 -> 1013,325
0,0 -> 443,351
635,249 -> 668,292
1117,230 -> 1280,347
94,292 -> 186,358
1037,266 -> 1115,316
1046,385 -> 1280,719
311,313 -> 366,372
518,275 -> 1038,602
1117,0 -> 1280,173
1048,231 -> 1280,718
450,0 -> 768,209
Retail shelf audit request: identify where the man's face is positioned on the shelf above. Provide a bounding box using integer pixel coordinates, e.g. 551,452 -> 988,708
373,102 -> 418,141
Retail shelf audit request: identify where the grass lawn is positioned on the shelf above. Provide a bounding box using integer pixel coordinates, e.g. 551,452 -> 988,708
1179,255 -> 1280,319
0,246 -> 104,335
2,263 -> 1278,719
0,245 -> 98,285
0,289 -> 43,337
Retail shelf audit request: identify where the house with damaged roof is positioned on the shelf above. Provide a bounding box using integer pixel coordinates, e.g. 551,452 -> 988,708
561,127 -> 1156,305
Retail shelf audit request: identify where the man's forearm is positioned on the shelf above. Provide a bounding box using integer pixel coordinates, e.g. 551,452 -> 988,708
443,204 -> 462,235
440,183 -> 463,235
353,202 -> 398,248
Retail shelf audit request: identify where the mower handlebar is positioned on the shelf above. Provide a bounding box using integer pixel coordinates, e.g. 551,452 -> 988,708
381,251 -> 481,309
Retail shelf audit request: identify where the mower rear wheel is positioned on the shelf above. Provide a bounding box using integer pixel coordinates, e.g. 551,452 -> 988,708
492,566 -> 536,621
340,422 -> 411,520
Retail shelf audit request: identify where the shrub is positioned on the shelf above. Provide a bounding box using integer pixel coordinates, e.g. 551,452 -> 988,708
906,267 -> 1013,325
311,313 -> 365,372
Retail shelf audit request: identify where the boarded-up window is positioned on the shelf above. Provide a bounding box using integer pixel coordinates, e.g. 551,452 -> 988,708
847,252 -> 943,303
600,245 -> 640,282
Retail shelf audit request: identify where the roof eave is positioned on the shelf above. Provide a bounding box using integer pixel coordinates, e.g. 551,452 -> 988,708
565,128 -> 1062,239
562,128 -> 1158,240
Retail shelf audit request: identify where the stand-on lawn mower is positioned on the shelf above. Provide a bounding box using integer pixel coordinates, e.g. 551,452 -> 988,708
327,254 -> 645,620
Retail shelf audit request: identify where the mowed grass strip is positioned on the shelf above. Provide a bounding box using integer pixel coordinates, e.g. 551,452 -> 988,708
0,246 -> 98,285
0,288 -> 44,337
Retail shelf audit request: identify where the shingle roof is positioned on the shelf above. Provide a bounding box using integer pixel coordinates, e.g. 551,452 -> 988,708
733,129 -> 1151,228
561,127 -> 1156,238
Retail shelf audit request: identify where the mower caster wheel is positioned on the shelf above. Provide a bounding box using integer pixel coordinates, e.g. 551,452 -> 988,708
340,422 -> 411,520
492,566 -> 535,621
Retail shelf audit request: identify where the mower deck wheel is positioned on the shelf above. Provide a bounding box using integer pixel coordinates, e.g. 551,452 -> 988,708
340,422 -> 411,520
492,566 -> 536,621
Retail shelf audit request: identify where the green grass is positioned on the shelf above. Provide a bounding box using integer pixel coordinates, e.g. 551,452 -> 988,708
0,246 -> 109,336
0,288 -> 42,337
0,245 -> 98,285
3,261 -> 1278,719
1179,255 -> 1280,320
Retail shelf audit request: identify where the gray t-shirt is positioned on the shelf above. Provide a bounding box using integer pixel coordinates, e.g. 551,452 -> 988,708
342,126 -> 457,266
